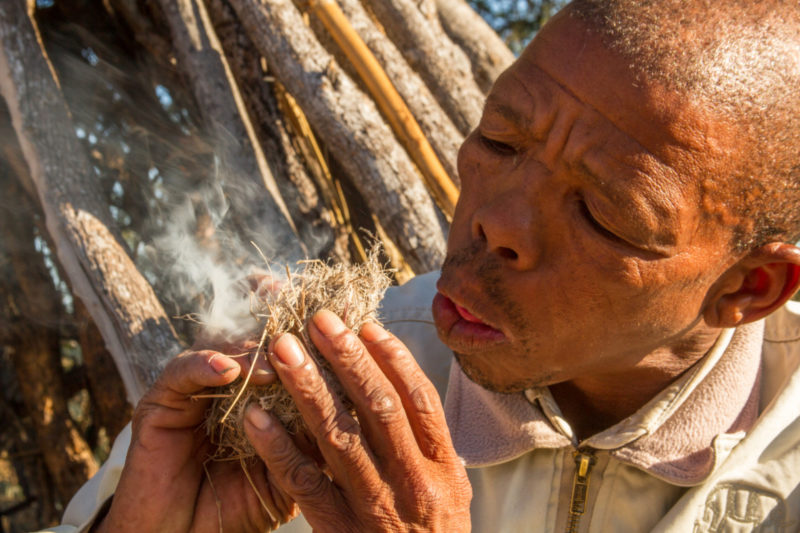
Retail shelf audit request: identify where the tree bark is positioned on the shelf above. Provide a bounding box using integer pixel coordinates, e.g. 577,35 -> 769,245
309,0 -> 459,216
0,171 -> 98,505
359,0 -> 485,135
229,0 -> 446,273
105,0 -> 175,68
301,0 -> 463,184
153,0 -> 306,263
0,392 -> 58,528
0,0 -> 181,402
434,0 -> 515,94
204,0 -> 349,261
74,300 -> 133,441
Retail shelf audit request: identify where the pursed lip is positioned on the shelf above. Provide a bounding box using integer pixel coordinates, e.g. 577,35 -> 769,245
433,277 -> 508,351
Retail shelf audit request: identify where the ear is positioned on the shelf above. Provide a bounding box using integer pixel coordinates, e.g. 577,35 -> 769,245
705,242 -> 800,328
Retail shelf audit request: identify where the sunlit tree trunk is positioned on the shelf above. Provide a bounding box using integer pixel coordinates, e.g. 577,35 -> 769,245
0,0 -> 181,402
229,0 -> 447,273
435,0 -> 515,93
360,0 -> 485,134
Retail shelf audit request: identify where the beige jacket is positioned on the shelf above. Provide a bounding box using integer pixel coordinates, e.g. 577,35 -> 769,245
46,272 -> 800,532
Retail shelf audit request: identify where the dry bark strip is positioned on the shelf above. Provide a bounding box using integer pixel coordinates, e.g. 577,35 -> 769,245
229,0 -> 447,273
0,0 -> 180,402
303,0 -> 463,183
153,0 -> 305,262
310,0 -> 459,216
360,0 -> 484,134
434,0 -> 515,94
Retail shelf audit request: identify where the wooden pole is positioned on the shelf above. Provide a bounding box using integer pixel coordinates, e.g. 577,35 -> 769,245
310,0 -> 459,218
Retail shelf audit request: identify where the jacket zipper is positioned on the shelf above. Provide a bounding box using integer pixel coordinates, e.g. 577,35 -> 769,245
565,449 -> 596,533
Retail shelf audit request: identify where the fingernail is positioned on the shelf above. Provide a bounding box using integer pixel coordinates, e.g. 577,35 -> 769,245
359,321 -> 390,342
208,353 -> 236,375
312,309 -> 346,336
246,404 -> 274,431
273,334 -> 306,368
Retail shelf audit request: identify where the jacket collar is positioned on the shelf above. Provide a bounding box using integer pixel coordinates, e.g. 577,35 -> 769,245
444,321 -> 764,485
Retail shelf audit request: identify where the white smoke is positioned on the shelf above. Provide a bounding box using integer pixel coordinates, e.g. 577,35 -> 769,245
148,180 -> 285,341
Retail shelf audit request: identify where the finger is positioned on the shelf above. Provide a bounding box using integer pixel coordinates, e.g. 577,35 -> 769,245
268,333 -> 375,486
239,460 -> 286,529
359,322 -> 455,462
141,350 -> 241,428
245,272 -> 282,299
244,405 -> 349,528
308,310 -> 418,463
237,349 -> 277,387
266,470 -> 301,526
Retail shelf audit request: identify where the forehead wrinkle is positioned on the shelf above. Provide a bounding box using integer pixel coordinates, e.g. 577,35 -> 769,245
530,59 -> 680,176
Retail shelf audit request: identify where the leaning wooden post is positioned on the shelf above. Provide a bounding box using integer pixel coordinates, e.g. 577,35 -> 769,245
360,0 -> 485,134
0,0 -> 181,403
154,0 -> 306,261
434,0 -> 515,94
310,0 -> 459,218
229,0 -> 447,274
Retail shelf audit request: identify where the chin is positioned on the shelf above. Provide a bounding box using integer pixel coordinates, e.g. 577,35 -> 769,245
453,351 -> 547,394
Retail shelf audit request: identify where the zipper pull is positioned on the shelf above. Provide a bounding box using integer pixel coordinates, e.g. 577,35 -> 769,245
565,450 -> 596,533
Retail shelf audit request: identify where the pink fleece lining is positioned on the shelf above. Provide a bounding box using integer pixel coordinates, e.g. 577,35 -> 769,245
444,321 -> 764,485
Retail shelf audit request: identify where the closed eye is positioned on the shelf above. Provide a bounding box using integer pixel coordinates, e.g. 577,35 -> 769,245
578,198 -> 625,244
480,134 -> 517,156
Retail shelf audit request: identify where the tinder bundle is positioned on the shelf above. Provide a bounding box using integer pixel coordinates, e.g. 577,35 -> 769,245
204,250 -> 392,460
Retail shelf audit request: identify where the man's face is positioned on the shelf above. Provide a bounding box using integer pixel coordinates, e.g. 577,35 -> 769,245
433,10 -> 744,392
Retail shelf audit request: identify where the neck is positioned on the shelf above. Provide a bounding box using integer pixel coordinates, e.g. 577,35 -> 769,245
550,325 -> 725,441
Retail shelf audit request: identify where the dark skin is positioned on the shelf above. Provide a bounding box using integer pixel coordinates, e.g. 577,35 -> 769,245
96,6 -> 800,531
433,8 -> 800,439
97,294 -> 471,531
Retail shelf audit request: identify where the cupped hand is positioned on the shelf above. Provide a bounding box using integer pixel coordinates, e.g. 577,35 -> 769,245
95,345 -> 298,533
243,310 -> 472,532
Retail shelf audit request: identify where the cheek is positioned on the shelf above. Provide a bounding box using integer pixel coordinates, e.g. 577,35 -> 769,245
616,260 -> 715,335
554,238 -> 703,334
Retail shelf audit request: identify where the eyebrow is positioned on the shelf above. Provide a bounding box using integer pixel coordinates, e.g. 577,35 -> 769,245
483,99 -> 527,131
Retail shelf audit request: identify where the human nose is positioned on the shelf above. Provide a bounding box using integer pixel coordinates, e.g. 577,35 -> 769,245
471,190 -> 538,270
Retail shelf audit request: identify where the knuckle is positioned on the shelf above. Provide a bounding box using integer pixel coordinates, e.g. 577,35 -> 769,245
286,460 -> 328,500
266,430 -> 299,466
417,481 -> 444,506
317,410 -> 361,452
377,338 -> 409,359
408,381 -> 438,415
365,387 -> 403,425
329,330 -> 365,361
291,361 -> 328,399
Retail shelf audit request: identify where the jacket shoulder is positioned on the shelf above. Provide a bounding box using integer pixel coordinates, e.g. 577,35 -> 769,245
380,271 -> 452,400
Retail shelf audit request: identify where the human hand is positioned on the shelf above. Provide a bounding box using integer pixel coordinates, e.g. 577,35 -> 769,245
243,309 -> 472,532
94,345 -> 298,533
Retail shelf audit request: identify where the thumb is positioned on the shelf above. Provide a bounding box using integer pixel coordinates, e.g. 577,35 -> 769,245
138,350 -> 242,427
